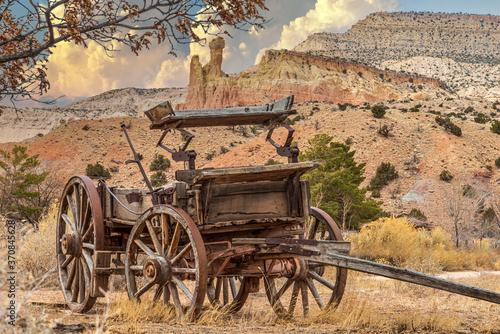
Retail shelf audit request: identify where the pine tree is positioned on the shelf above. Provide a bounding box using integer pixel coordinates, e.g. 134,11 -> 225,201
0,146 -> 49,225
300,134 -> 385,230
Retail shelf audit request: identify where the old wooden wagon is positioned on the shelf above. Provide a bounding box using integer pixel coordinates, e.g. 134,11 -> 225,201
56,96 -> 500,319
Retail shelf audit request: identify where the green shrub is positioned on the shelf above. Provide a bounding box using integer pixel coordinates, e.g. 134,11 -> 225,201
474,113 -> 489,124
371,104 -> 386,118
371,189 -> 381,198
370,162 -> 398,190
358,71 -> 363,77
338,103 -> 349,111
409,107 -> 420,113
439,170 -> 453,182
86,163 -> 111,178
495,157 -> 500,168
435,116 -> 461,137
265,158 -> 283,165
82,124 -> 90,131
409,208 -> 427,221
151,171 -> 167,187
149,154 -> 171,171
449,123 -> 462,137
464,106 -> 474,114
491,120 -> 500,134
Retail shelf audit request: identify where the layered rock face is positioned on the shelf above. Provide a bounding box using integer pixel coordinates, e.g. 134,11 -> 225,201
178,38 -> 445,110
295,12 -> 500,66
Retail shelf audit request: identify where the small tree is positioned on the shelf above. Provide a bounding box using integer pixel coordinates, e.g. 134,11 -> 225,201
150,154 -> 171,171
369,162 -> 399,190
491,121 -> 500,134
0,146 -> 49,225
86,163 -> 111,178
151,171 -> 167,187
371,105 -> 386,118
300,134 -> 385,230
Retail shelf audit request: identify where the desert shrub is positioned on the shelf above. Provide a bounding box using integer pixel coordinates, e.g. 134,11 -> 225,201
493,101 -> 500,110
474,113 -> 489,124
342,69 -> 347,74
348,218 -> 500,272
265,158 -> 283,165
464,106 -> 474,113
409,107 -> 420,112
358,71 -> 363,77
378,123 -> 394,137
490,120 -> 500,134
338,103 -> 349,111
449,123 -> 462,137
220,146 -> 229,154
82,124 -> 90,131
495,157 -> 500,168
439,170 -> 453,182
371,104 -> 386,118
435,116 -> 461,137
137,152 -> 143,161
370,162 -> 398,190
151,171 -> 167,187
206,151 -> 216,161
149,154 -> 171,171
409,208 -> 427,221
85,163 -> 111,178
371,189 -> 381,198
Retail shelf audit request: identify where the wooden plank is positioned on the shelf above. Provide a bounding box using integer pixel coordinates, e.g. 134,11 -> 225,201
300,180 -> 311,217
176,162 -> 319,185
149,96 -> 296,130
199,217 -> 305,234
206,190 -> 288,223
111,188 -> 152,221
303,252 -> 500,305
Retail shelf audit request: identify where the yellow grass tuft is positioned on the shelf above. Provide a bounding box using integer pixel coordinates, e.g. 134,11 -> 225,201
348,217 -> 500,272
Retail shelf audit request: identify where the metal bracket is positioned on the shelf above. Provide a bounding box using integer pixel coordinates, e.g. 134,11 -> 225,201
156,128 -> 197,170
125,192 -> 143,204
265,122 -> 299,163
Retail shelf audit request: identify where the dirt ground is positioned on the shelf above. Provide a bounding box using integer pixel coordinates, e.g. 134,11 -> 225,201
13,271 -> 500,334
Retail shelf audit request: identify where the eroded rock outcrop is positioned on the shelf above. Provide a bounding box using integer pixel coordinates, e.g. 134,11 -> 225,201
178,38 -> 446,110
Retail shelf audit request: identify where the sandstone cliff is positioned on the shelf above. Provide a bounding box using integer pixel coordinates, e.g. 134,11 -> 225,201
178,38 -> 447,110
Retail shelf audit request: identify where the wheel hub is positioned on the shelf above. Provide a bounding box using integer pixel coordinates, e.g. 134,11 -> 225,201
61,232 -> 82,256
143,257 -> 172,284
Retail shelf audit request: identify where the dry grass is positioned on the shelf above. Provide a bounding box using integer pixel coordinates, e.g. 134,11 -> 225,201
349,218 -> 500,272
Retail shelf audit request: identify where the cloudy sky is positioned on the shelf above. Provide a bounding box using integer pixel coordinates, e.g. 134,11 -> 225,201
14,0 -> 500,107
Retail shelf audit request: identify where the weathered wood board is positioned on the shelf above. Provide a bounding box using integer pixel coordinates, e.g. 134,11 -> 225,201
176,162 -> 319,185
149,96 -> 296,130
103,187 -> 152,222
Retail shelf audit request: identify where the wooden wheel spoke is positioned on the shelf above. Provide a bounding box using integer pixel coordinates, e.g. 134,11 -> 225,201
308,270 -> 337,291
79,259 -> 85,303
82,243 -> 94,250
146,219 -> 163,256
134,280 -> 156,299
67,194 -> 78,227
62,214 -> 76,233
172,276 -> 194,300
66,260 -> 77,290
168,282 -> 182,319
163,285 -> 170,305
167,221 -> 182,258
288,281 -> 301,314
161,213 -> 169,255
300,281 -> 309,316
306,278 -> 324,308
223,278 -> 229,305
171,267 -> 196,274
80,198 -> 91,235
81,223 -> 94,243
274,278 -> 294,304
308,217 -> 319,240
229,277 -> 237,299
130,265 -> 143,271
134,239 -> 157,258
74,184 -> 82,230
153,285 -> 164,302
171,244 -> 192,265
215,277 -> 223,300
71,260 -> 80,302
61,255 -> 74,269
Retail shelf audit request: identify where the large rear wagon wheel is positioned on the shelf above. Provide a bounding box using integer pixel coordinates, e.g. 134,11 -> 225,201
264,207 -> 348,318
56,176 -> 105,313
125,205 -> 208,321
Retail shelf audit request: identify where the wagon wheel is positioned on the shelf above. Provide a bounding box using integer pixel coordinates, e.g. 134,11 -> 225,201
125,205 -> 208,321
206,276 -> 250,313
56,175 -> 104,313
264,207 -> 348,318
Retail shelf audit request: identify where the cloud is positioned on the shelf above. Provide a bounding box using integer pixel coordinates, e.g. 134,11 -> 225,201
255,0 -> 400,63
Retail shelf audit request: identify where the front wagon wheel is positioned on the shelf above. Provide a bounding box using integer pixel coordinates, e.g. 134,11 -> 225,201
56,176 -> 104,313
125,205 -> 208,321
264,207 -> 348,318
